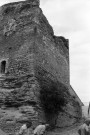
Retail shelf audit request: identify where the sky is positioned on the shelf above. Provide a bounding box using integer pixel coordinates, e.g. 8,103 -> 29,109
0,0 -> 90,104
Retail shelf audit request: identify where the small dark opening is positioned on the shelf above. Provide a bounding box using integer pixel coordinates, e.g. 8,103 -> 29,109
1,60 -> 6,74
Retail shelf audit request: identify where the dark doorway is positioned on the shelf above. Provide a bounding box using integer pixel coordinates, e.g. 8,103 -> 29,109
1,60 -> 6,74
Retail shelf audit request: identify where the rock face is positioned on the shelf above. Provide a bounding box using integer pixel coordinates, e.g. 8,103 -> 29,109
0,0 -> 82,134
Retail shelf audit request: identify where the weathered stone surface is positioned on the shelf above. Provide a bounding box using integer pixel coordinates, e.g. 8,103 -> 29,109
0,0 -> 82,134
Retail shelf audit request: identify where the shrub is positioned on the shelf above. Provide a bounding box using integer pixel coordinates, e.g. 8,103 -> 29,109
40,81 -> 68,115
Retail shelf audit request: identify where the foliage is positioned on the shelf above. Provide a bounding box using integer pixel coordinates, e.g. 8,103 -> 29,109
40,81 -> 69,115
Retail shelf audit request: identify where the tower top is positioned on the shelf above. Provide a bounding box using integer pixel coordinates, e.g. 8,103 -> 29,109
0,0 -> 40,16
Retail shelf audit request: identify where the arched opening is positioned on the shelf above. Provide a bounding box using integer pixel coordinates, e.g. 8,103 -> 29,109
1,60 -> 6,74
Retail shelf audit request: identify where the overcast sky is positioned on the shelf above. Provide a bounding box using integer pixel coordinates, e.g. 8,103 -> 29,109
0,0 -> 90,104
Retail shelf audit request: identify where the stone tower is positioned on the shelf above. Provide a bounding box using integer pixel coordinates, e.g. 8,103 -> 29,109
0,0 -> 82,134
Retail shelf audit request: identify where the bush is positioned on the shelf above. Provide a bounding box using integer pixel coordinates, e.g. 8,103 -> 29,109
40,81 -> 68,115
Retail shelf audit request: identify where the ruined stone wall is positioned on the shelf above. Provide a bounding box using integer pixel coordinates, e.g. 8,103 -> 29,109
0,0 -> 82,134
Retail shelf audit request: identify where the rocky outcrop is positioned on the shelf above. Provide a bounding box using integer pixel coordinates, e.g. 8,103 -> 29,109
0,0 -> 82,134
